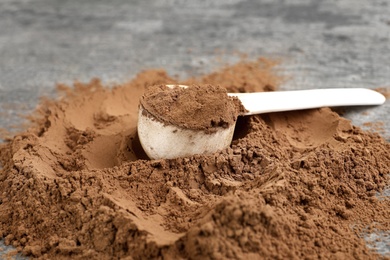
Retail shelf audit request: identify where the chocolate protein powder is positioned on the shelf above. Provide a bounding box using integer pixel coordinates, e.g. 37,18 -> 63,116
140,84 -> 245,133
0,59 -> 389,259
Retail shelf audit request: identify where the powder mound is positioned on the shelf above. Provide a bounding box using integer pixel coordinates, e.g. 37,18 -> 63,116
0,59 -> 389,259
140,84 -> 245,132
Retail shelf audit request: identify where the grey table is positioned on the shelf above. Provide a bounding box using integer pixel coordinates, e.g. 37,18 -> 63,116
0,0 -> 389,258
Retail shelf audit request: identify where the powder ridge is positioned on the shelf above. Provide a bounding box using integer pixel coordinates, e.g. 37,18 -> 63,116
0,59 -> 389,259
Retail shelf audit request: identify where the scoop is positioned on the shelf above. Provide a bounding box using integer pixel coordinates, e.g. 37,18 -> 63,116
138,86 -> 385,159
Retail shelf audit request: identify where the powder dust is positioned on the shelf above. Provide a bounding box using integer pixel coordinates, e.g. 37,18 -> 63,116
0,59 -> 389,259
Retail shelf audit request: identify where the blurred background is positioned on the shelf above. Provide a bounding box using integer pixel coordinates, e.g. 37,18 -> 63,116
0,0 -> 389,137
0,0 -> 389,257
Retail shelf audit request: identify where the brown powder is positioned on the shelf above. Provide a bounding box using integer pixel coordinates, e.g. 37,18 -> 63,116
375,87 -> 390,99
0,59 -> 389,259
140,84 -> 245,132
363,121 -> 386,136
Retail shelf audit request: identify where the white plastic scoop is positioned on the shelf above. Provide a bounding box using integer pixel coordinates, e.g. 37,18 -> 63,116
138,87 -> 385,159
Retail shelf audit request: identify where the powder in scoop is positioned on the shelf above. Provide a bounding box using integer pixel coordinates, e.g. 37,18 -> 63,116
0,59 -> 389,259
140,84 -> 245,132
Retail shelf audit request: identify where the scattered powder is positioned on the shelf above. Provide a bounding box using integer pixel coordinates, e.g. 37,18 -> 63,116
140,84 -> 245,132
0,59 -> 389,259
375,87 -> 390,99
363,121 -> 387,138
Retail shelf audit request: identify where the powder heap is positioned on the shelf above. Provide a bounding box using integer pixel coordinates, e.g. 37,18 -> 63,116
140,84 -> 245,132
0,59 -> 389,259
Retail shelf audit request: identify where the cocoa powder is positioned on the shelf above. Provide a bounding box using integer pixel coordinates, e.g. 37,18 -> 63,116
0,59 -> 389,259
140,84 -> 245,132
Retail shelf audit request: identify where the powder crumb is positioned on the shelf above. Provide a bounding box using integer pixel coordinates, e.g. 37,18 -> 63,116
0,59 -> 389,259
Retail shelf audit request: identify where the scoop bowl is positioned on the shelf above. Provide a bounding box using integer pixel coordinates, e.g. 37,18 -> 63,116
138,106 -> 236,160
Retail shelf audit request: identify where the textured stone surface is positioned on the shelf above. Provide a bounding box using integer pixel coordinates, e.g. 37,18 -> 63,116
0,0 -> 389,257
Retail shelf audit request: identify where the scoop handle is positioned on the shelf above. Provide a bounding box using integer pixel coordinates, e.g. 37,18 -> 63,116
228,88 -> 386,115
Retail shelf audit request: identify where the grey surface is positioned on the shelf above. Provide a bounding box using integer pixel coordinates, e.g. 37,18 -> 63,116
0,0 -> 389,257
